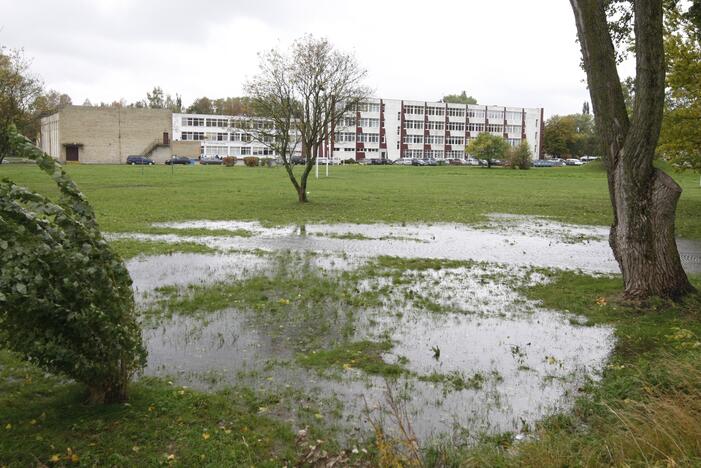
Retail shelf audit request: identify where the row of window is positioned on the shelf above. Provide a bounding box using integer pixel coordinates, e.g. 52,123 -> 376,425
332,147 -> 381,153
334,132 -> 383,143
403,120 -> 447,130
400,108 -> 523,121
402,149 -> 447,158
341,117 -> 381,128
181,117 -> 274,130
183,132 -> 275,142
402,135 -> 469,145
203,146 -> 275,156
356,102 -> 381,113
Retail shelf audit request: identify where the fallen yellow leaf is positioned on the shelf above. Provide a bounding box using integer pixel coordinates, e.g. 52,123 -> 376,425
49,454 -> 61,463
202,432 -> 210,440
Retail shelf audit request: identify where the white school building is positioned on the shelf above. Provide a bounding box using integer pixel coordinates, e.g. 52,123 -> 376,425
172,98 -> 544,162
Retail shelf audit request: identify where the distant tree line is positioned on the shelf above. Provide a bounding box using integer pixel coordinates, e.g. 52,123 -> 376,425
0,47 -> 72,161
543,109 -> 600,158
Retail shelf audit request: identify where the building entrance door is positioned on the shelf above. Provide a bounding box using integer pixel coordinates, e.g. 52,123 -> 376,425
65,145 -> 79,162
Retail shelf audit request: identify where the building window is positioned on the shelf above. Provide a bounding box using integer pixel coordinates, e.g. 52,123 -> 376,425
424,149 -> 444,159
334,132 -> 356,142
447,136 -> 464,145
487,124 -> 504,133
426,106 -> 445,116
403,134 -> 424,144
403,120 -> 424,129
467,109 -> 485,119
468,123 -> 485,132
182,117 -> 205,126
402,149 -> 423,158
426,121 -> 445,130
487,111 -> 504,120
404,105 -> 424,115
359,118 -> 380,128
358,133 -> 380,143
426,135 -> 444,145
506,111 -> 522,121
448,122 -> 465,131
447,107 -> 465,117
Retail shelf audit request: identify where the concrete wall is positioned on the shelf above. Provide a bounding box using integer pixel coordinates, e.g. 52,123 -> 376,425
43,106 -> 172,164
171,140 -> 200,158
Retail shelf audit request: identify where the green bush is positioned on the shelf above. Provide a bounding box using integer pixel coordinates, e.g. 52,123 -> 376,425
0,126 -> 146,404
243,156 -> 260,167
508,140 -> 533,170
343,158 -> 357,165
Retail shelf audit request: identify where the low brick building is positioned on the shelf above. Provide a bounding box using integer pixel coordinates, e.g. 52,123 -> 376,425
39,106 -> 199,164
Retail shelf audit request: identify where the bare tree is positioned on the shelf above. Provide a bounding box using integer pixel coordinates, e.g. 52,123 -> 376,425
246,35 -> 370,202
570,0 -> 694,298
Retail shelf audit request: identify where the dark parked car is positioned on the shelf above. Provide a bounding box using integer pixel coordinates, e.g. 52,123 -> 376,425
165,156 -> 194,165
369,158 -> 390,165
126,155 -> 154,165
411,158 -> 426,166
200,157 -> 223,165
290,156 -> 306,165
422,158 -> 438,166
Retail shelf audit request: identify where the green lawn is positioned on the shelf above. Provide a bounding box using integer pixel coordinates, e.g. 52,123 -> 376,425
2,161 -> 701,466
3,162 -> 700,239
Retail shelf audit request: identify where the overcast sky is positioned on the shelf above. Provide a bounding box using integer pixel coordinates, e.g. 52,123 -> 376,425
1,0 -> 635,118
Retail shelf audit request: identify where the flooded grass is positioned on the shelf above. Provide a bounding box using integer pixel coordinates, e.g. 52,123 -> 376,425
131,242 -> 617,443
110,238 -> 218,260
297,340 -> 407,377
3,210 -> 701,465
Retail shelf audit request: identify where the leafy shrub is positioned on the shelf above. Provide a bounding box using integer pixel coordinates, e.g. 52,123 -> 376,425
0,125 -> 146,404
243,156 -> 260,167
343,158 -> 357,165
508,141 -> 533,170
222,156 -> 236,167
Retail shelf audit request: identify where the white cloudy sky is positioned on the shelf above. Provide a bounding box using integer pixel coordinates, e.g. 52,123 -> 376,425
0,0 -> 635,117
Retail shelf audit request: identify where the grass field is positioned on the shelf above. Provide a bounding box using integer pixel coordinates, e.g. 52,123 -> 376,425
2,162 -> 700,239
2,161 -> 701,466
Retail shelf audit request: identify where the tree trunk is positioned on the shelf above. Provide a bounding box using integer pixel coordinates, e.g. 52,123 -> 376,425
86,363 -> 129,404
611,166 -> 693,299
571,0 -> 694,299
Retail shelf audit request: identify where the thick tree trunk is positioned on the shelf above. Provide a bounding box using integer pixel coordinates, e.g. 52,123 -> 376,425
571,0 -> 694,299
611,167 -> 693,298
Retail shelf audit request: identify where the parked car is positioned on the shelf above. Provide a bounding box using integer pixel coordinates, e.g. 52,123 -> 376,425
126,155 -> 154,165
411,158 -> 427,166
393,158 -> 413,165
200,157 -> 223,165
491,159 -> 505,167
290,156 -> 306,165
423,158 -> 438,166
564,158 -> 584,166
369,158 -> 391,165
580,156 -> 600,162
448,158 -> 465,165
533,159 -> 552,167
165,156 -> 194,165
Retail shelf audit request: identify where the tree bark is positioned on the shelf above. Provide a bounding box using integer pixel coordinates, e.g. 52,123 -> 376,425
86,362 -> 129,404
570,0 -> 694,299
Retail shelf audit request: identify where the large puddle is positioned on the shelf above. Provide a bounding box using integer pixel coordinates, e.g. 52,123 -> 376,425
119,214 -> 701,444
